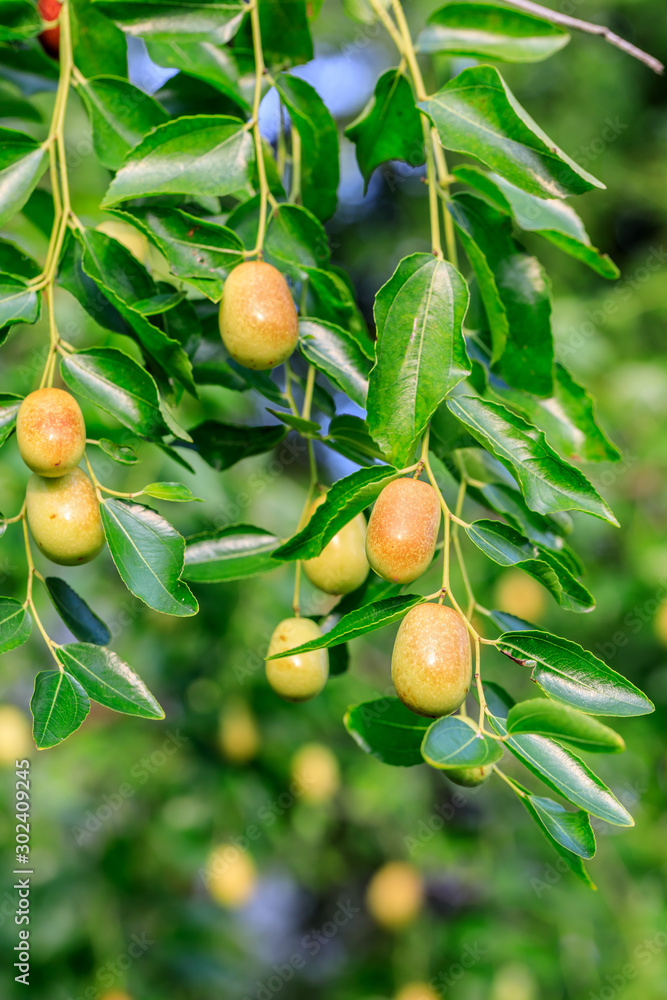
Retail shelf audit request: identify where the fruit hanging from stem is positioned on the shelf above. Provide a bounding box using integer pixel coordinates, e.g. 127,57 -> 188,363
302,494 -> 369,595
219,261 -> 298,371
391,603 -> 471,718
365,478 -> 440,584
266,617 -> 329,701
16,388 -> 86,478
26,468 -> 105,566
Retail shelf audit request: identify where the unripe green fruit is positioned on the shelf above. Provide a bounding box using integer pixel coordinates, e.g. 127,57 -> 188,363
219,261 -> 298,371
266,618 -> 329,702
16,388 -> 86,477
302,494 -> 369,595
365,478 -> 440,584
391,603 -> 471,717
446,761 -> 494,787
26,468 -> 105,566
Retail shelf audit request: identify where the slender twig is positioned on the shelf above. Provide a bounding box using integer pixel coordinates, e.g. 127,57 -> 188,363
248,0 -> 270,257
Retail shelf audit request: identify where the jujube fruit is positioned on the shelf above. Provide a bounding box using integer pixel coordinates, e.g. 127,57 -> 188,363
265,618 -> 328,702
37,0 -> 61,58
26,468 -> 105,566
446,761 -> 494,787
290,742 -> 340,803
395,984 -> 441,1000
206,842 -> 257,908
365,478 -> 440,584
494,568 -> 546,623
219,261 -> 298,371
302,494 -> 369,595
365,861 -> 424,931
218,697 -> 260,764
391,603 -> 471,717
16,388 -> 86,477
0,705 -> 32,764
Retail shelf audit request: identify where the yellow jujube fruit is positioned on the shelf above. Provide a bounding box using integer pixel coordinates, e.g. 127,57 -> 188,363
218,697 -> 260,764
302,494 -> 369,595
365,861 -> 424,931
0,705 -> 32,764
206,842 -> 257,908
266,618 -> 329,702
291,742 -> 340,803
26,468 -> 105,566
16,388 -> 86,477
365,478 -> 440,584
96,219 -> 150,264
391,603 -> 471,718
219,261 -> 298,371
395,983 -> 441,1000
494,568 -> 546,623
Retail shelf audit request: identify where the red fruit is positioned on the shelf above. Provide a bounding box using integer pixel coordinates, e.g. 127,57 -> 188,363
38,0 -> 62,59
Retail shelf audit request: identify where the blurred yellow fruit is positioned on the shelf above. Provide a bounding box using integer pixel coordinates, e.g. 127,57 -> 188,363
218,698 -> 260,764
96,220 -> 149,264
395,983 -> 440,1000
654,598 -> 667,645
291,742 -> 340,803
494,569 -> 546,623
99,993 -> 133,1000
491,962 -> 538,1000
365,861 -> 424,930
206,842 -> 257,908
0,705 -> 32,764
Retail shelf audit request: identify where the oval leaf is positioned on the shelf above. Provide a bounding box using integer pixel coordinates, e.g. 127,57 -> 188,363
344,698 -> 430,766
31,670 -> 90,749
44,577 -> 111,645
56,643 -> 164,718
183,524 -> 283,583
507,699 -> 625,753
0,596 -> 31,654
418,3 -> 569,62
421,716 -> 504,769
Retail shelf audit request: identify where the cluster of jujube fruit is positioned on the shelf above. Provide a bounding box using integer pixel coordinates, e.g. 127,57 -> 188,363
16,388 -> 104,566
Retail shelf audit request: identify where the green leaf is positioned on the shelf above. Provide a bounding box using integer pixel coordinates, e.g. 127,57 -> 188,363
183,524 -> 283,583
275,74 -> 339,221
345,68 -> 424,192
323,414 -> 387,466
0,273 -> 39,327
344,698 -> 430,766
466,519 -> 594,613
139,482 -> 203,502
71,0 -> 128,76
519,791 -> 597,887
455,165 -> 619,278
0,0 -> 42,41
450,193 -> 553,394
56,643 -> 164,718
469,479 -> 570,551
114,206 -> 244,300
100,498 -> 198,616
447,396 -> 618,525
189,420 -> 287,472
102,115 -> 253,206
44,577 -> 111,645
31,671 -> 90,749
418,2 -> 569,62
368,253 -> 470,466
267,595 -> 425,658
257,0 -> 313,66
507,699 -> 625,753
76,75 -> 169,171
228,202 -> 331,281
0,392 -> 23,448
419,65 -> 602,199
92,0 -> 245,42
421,716 -> 504,769
266,408 -> 320,435
299,318 -> 371,408
273,465 -> 400,561
485,608 -> 537,632
61,348 -> 170,439
0,597 -> 31,654
304,265 -> 371,348
0,238 -> 40,279
146,38 -> 250,111
0,128 -> 48,227
497,630 -> 655,717
58,232 -> 131,338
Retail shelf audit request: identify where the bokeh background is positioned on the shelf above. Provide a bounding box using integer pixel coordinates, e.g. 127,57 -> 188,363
1,0 -> 666,997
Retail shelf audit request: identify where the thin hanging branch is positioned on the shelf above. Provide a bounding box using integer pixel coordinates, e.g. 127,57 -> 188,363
499,0 -> 664,74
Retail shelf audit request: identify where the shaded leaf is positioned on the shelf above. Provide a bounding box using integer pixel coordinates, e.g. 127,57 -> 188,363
299,318 -> 371,408
0,597 -> 31,654
56,642 -> 164,718
0,127 -> 48,226
44,577 -> 111,645
418,2 -> 569,62
189,420 -> 287,472
76,74 -> 169,170
31,670 -> 90,749
345,697 -> 430,766
421,716 -> 504,769
183,524 -> 283,583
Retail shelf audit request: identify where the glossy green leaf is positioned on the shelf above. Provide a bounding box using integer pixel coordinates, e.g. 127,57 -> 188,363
0,0 -> 42,41
304,265 -> 371,349
100,498 -> 198,616
484,608 -> 537,633
139,482 -> 203,502
469,479 -> 570,551
0,128 -> 48,227
447,395 -> 618,524
0,273 -> 39,327
76,75 -> 169,170
0,238 -> 40,279
56,643 -> 164,718
230,202 -> 331,281
183,524 -> 284,583
272,465 -> 399,561
268,595 -> 425,658
519,790 -> 597,887
299,318 -> 371,408
368,253 -> 470,466
266,408 -> 320,435
420,65 -> 602,199
418,3 -> 569,62
102,115 -> 253,206
344,698 -> 430,766
71,0 -> 129,78
58,231 -> 131,338
497,630 -> 655,717
61,348 -> 170,439
275,74 -> 338,221
323,414 -> 387,466
466,519 -> 594,613
0,392 -> 23,448
345,69 -> 424,191
0,597 -> 31,654
421,716 -> 504,769
31,670 -> 90,749
92,0 -> 245,42
257,0 -> 313,66
189,420 -> 287,472
44,577 -> 111,645
146,38 -> 250,111
507,699 -> 625,753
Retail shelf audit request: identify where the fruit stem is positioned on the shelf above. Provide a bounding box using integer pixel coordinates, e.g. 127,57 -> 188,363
249,0 -> 270,258
283,361 -> 300,417
473,635 -> 487,731
493,766 -> 526,797
22,516 -> 61,666
452,480 -> 475,618
289,127 -> 302,205
291,365 -> 319,614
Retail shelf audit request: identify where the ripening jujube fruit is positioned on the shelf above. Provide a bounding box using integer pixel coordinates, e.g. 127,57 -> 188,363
302,494 -> 369,595
0,705 -> 32,765
206,842 -> 257,908
446,760 -> 494,787
218,697 -> 260,764
494,568 -> 546,622
26,468 -> 105,566
290,742 -> 341,803
265,618 -> 329,701
218,261 -> 298,371
391,603 -> 472,717
37,0 -> 61,58
16,388 -> 86,477
365,478 -> 440,584
395,983 -> 441,1000
365,861 -> 424,931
